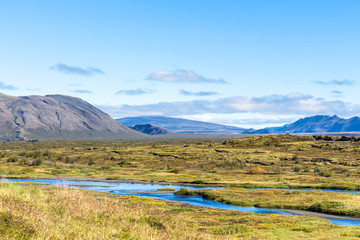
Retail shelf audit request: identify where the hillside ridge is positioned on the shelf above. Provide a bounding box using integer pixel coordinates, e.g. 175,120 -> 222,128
0,93 -> 145,141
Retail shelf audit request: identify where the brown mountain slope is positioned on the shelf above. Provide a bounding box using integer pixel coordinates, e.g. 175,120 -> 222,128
0,93 -> 146,141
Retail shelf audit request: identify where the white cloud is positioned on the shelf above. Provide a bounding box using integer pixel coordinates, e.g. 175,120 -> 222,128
98,92 -> 360,118
146,69 -> 226,84
0,82 -> 17,90
178,113 -> 301,129
115,88 -> 155,95
73,89 -> 93,94
313,79 -> 355,86
179,89 -> 218,96
50,63 -> 104,77
332,90 -> 343,98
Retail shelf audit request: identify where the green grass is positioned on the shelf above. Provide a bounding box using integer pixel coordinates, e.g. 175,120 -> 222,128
1,135 -> 360,190
1,182 -> 360,239
2,135 -> 360,238
174,187 -> 360,217
157,187 -> 176,191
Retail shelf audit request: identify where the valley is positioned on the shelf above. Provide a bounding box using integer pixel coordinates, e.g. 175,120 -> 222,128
2,135 -> 360,239
3,1 -> 359,239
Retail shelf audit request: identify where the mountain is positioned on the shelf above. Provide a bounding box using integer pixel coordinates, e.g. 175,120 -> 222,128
0,93 -> 145,141
116,116 -> 248,134
129,124 -> 173,135
245,115 -> 360,134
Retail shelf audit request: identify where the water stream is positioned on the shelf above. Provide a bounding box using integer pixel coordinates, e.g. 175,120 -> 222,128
2,178 -> 360,226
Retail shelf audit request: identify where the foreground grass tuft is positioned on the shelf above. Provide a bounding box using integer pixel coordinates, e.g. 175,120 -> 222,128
0,183 -> 208,239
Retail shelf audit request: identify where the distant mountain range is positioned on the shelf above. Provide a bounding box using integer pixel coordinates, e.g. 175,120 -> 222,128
244,115 -> 360,134
0,93 -> 145,141
1,92 -> 359,141
117,115 -> 360,135
116,116 -> 248,134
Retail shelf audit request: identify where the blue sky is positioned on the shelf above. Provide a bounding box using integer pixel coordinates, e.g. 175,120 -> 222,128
1,0 -> 360,128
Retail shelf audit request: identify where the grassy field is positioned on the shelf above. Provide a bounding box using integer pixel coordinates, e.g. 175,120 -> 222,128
1,182 -> 360,239
174,187 -> 360,217
0,134 -> 360,189
2,134 -> 360,239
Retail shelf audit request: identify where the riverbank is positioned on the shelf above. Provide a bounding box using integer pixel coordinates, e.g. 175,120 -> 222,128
5,176 -> 360,220
1,176 -> 215,187
174,188 -> 360,218
2,136 -> 360,237
4,176 -> 360,192
1,136 -> 360,191
5,177 -> 360,226
1,181 -> 360,239
282,209 -> 360,221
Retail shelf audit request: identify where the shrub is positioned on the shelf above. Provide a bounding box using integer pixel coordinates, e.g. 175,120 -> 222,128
170,207 -> 194,212
65,157 -> 74,164
192,179 -> 207,184
18,152 -> 26,156
169,169 -> 181,174
139,216 -> 166,230
293,166 -> 301,172
88,158 -> 95,165
339,169 -> 351,177
99,165 -> 111,170
213,224 -> 253,236
309,201 -> 346,213
43,150 -> 51,157
247,167 -> 266,174
292,226 -> 313,233
174,188 -> 196,196
19,159 -> 30,165
31,159 -> 43,166
27,151 -> 41,158
7,156 -> 18,162
273,167 -> 282,174
51,169 -> 69,175
118,160 -> 130,167
157,188 -> 175,191
319,169 -> 333,177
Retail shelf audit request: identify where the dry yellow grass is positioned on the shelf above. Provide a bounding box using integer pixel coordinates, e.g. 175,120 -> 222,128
0,183 -> 215,240
2,136 -> 360,239
1,183 -> 360,239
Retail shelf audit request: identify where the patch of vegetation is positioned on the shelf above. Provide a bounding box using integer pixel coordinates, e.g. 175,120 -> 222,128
1,135 -> 360,189
175,188 -> 360,217
1,135 -> 360,238
157,187 -> 175,191
1,183 -> 360,239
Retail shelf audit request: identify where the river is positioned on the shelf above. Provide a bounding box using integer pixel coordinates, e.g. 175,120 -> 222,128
1,178 -> 360,227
